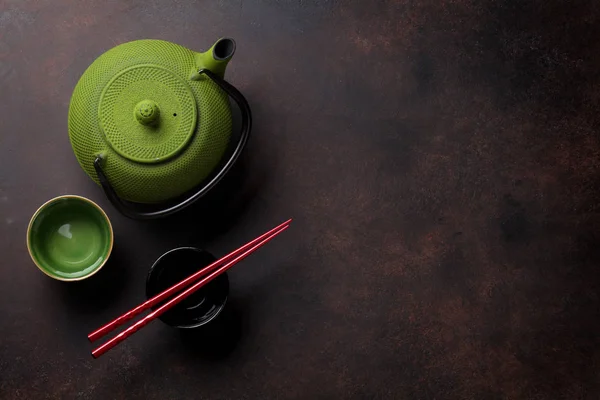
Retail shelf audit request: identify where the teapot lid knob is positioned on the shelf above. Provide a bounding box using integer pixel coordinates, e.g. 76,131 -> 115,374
134,100 -> 160,126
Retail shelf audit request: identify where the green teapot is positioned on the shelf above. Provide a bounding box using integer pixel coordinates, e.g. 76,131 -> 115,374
68,38 -> 251,219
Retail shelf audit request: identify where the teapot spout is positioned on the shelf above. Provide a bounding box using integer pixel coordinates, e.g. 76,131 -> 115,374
191,38 -> 236,80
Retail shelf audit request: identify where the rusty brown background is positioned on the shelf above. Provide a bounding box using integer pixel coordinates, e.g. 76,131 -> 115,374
1,0 -> 599,399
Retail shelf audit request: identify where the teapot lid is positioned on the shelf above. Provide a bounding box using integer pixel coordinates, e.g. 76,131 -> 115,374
98,64 -> 198,164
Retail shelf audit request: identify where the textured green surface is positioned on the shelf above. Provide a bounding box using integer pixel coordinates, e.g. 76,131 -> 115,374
99,64 -> 197,163
134,99 -> 161,126
68,40 -> 232,203
28,197 -> 112,280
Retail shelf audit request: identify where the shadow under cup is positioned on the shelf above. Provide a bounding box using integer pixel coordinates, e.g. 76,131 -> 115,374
146,247 -> 229,329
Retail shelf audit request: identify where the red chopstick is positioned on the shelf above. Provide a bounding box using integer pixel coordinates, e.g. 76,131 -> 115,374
91,221 -> 290,358
88,219 -> 292,343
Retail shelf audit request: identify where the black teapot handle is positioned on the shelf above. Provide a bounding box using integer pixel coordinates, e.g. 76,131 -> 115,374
94,69 -> 251,219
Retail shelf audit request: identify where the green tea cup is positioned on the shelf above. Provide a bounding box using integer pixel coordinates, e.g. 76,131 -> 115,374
27,195 -> 113,281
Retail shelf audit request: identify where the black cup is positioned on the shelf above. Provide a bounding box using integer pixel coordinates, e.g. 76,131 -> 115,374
146,247 -> 229,329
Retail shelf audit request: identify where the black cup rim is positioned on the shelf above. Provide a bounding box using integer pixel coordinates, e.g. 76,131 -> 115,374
146,247 -> 229,329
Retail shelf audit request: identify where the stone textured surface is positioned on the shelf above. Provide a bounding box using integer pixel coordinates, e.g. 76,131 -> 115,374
1,0 -> 599,399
